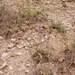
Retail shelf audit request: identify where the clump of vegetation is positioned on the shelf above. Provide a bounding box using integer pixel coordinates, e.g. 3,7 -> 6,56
33,50 -> 49,63
16,0 -> 47,25
62,3 -> 67,7
32,27 -> 57,75
32,26 -> 50,63
0,6 -> 5,16
74,21 -> 75,24
50,19 -> 65,33
0,0 -> 47,38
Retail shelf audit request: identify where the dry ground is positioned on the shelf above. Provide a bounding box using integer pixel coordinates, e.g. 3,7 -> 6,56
0,0 -> 75,75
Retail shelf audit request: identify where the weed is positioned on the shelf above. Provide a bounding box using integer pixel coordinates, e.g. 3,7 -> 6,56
50,19 -> 65,33
0,6 -> 5,16
50,19 -> 69,50
74,21 -> 75,24
62,32 -> 69,50
62,3 -> 67,7
72,33 -> 75,52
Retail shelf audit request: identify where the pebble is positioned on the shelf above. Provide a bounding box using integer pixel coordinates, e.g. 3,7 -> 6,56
17,44 -> 23,49
16,52 -> 22,56
19,69 -> 22,71
25,70 -> 29,73
1,53 -> 8,59
27,43 -> 29,46
0,71 -> 3,74
9,66 -> 13,70
45,36 -> 47,38
27,37 -> 31,41
57,39 -> 59,41
1,48 -> 5,52
0,63 -> 7,69
41,39 -> 44,42
51,35 -> 55,39
11,38 -> 16,42
61,0 -> 65,2
25,47 -> 29,50
26,64 -> 30,67
8,43 -> 14,48
0,36 -> 3,40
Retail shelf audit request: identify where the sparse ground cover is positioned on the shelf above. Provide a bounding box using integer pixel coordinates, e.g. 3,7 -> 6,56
0,0 -> 75,75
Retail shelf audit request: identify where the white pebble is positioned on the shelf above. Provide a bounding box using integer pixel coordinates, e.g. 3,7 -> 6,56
0,71 -> 3,74
0,36 -> 3,40
9,66 -> 13,70
0,63 -> 7,69
16,52 -> 22,55
57,39 -> 59,41
26,64 -> 30,67
8,43 -> 14,48
11,38 -> 16,42
45,36 -> 47,38
25,47 -> 29,49
41,39 -> 44,42
25,70 -> 29,73
51,35 -> 55,38
27,43 -> 29,46
19,68 -> 21,71
17,44 -> 23,48
27,37 -> 31,40
1,53 -> 7,58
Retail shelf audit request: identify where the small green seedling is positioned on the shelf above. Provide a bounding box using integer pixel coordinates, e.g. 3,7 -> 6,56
62,3 -> 67,7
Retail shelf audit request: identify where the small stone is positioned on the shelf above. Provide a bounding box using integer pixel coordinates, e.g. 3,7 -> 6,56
25,21 -> 29,25
8,43 -> 14,48
0,71 -> 3,74
67,43 -> 70,45
58,57 -> 64,63
27,43 -> 29,46
26,64 -> 30,67
21,64 -> 25,69
1,48 -> 5,52
16,52 -> 22,56
0,36 -> 3,40
45,36 -> 47,38
0,63 -> 7,69
57,39 -> 59,41
27,37 -> 31,41
17,44 -> 23,49
9,66 -> 13,70
11,38 -> 16,42
25,47 -> 29,50
61,0 -> 65,2
19,68 -> 21,71
1,53 -> 8,58
41,39 -> 44,42
51,35 -> 55,39
25,70 -> 29,73
21,41 -> 24,44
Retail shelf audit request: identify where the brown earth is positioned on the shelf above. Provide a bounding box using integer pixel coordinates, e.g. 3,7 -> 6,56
0,0 -> 75,75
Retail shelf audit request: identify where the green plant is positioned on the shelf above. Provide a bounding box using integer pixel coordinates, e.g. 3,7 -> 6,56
74,21 -> 75,24
50,19 -> 65,33
62,3 -> 67,7
62,32 -> 69,50
0,6 -> 5,15
73,34 -> 75,49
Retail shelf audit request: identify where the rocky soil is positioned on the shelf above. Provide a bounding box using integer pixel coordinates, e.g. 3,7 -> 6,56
0,0 -> 75,75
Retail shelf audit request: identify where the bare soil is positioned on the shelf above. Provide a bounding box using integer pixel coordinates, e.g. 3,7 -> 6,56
0,0 -> 75,75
